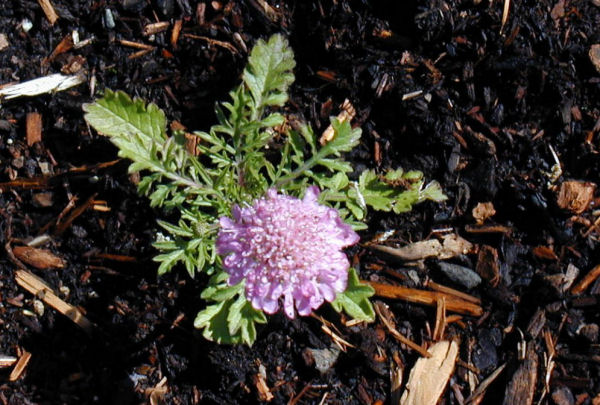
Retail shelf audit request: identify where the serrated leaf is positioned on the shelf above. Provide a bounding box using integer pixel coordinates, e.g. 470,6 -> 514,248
83,89 -> 166,144
243,34 -> 296,116
331,268 -> 375,322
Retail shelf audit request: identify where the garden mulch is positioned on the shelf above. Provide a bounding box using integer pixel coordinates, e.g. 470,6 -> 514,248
1,0 -> 600,404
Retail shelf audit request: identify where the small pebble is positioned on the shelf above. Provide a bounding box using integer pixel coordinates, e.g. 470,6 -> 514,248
33,300 -> 44,317
438,262 -> 482,289
21,19 -> 33,33
304,347 -> 340,373
0,34 -> 8,51
103,9 -> 116,29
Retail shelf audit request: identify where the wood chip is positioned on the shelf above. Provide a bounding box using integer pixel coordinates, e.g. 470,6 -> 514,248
9,350 -> 32,382
372,234 -> 473,262
502,343 -> 538,405
369,281 -> 483,316
253,364 -> 274,402
400,340 -> 459,405
571,264 -> 600,295
465,363 -> 507,405
142,21 -> 170,36
556,180 -> 596,214
320,99 -> 356,145
37,0 -> 59,25
472,202 -> 496,225
13,245 -> 65,269
15,269 -> 93,333
26,112 -> 43,146
43,34 -> 74,65
171,20 -> 183,49
476,245 -> 500,286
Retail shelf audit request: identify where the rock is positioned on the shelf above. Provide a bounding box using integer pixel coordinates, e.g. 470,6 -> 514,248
438,262 -> 482,289
303,347 -> 340,373
590,44 -> 600,74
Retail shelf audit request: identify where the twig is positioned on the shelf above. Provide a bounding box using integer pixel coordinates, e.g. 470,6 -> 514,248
15,270 -> 94,334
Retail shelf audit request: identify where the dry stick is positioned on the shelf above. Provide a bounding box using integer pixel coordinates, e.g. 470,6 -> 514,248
433,297 -> 446,341
9,350 -> 32,382
369,281 -> 483,316
182,34 -> 239,54
37,0 -> 59,25
118,39 -> 155,50
425,279 -> 482,305
0,356 -> 17,368
374,302 -> 431,358
26,112 -> 43,146
54,193 -> 97,236
171,20 -> 183,49
15,269 -> 93,334
571,264 -> 600,294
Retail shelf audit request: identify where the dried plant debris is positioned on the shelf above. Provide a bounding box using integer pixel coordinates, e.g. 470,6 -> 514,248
556,180 -> 596,214
400,340 -> 459,405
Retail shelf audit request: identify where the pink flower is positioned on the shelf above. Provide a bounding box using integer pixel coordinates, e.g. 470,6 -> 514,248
216,187 -> 359,318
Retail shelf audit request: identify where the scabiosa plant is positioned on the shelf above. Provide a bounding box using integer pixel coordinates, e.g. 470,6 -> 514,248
84,34 -> 446,344
217,186 -> 359,318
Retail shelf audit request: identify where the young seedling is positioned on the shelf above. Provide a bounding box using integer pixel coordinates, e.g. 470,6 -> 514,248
83,34 -> 446,344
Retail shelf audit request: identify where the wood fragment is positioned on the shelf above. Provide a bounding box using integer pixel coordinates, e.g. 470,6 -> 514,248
37,0 -> 59,25
320,99 -> 356,145
425,280 -> 482,305
26,112 -> 43,146
12,245 -> 65,269
571,264 -> 600,295
370,282 -> 483,316
375,302 -> 431,358
433,297 -> 446,341
9,350 -> 32,382
556,180 -> 596,214
182,34 -> 239,54
252,368 -> 274,402
171,20 -> 183,49
0,355 -> 17,368
372,234 -> 473,262
476,245 -> 500,286
502,343 -> 538,405
142,21 -> 170,36
15,269 -> 93,333
43,34 -> 74,65
465,364 -> 506,405
248,0 -> 281,22
501,0 -> 511,32
472,202 -> 496,225
128,49 -> 154,59
118,39 -> 155,51
54,193 -> 97,235
465,224 -> 513,234
0,73 -> 86,101
400,340 -> 459,405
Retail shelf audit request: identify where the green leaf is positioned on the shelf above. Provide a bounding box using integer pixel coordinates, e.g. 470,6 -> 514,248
243,34 -> 296,117
331,268 -> 375,322
83,89 -> 166,144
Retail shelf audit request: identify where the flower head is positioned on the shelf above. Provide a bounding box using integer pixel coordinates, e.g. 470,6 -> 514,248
216,186 -> 359,318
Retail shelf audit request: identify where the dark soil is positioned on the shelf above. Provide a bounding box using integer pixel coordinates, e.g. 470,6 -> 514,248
1,0 -> 600,404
